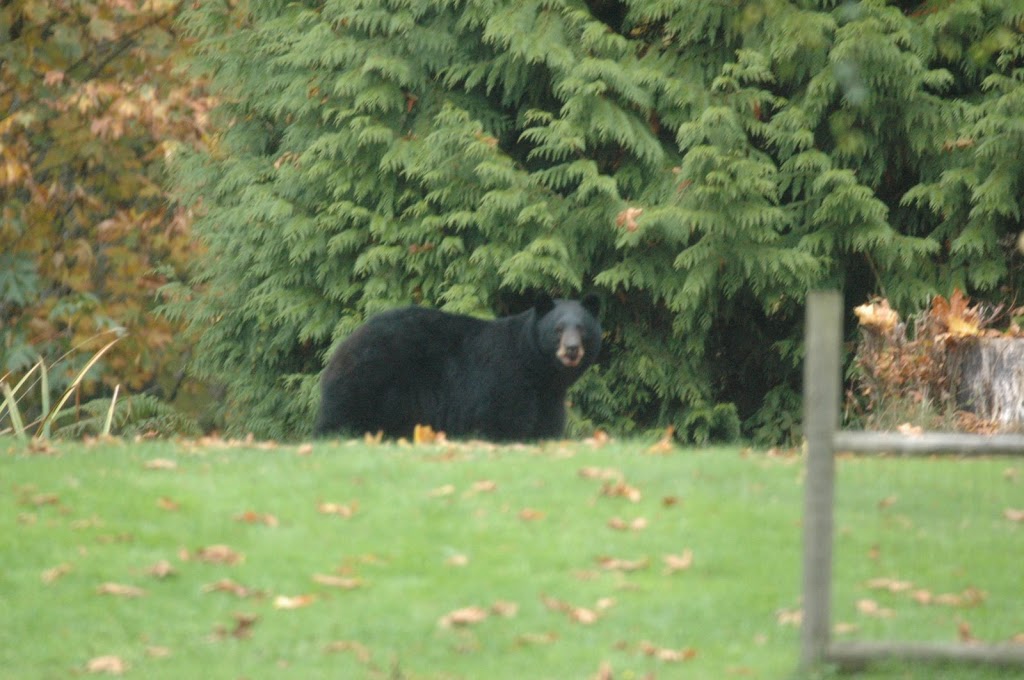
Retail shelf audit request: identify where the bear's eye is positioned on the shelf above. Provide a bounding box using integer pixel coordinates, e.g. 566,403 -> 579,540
555,323 -> 565,333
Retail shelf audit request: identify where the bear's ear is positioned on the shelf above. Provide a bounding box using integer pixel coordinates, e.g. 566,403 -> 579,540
581,293 -> 601,318
534,293 -> 555,316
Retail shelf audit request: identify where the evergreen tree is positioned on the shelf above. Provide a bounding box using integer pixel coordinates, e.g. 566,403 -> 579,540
169,0 -> 1024,443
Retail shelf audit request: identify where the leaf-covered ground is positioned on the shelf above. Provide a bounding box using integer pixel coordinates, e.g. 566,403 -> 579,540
1,438 -> 1019,679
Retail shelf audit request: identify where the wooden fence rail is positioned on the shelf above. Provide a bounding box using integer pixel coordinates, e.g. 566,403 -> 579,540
800,291 -> 1024,671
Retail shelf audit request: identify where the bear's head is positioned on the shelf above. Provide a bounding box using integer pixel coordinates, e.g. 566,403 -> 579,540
534,294 -> 602,373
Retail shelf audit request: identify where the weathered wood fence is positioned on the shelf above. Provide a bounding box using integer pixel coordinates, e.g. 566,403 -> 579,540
801,290 -> 1024,671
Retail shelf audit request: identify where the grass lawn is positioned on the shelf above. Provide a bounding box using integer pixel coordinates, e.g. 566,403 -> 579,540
1,438 -> 1020,679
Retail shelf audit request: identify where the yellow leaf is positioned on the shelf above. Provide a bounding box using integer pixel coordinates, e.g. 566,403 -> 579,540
273,594 -> 316,610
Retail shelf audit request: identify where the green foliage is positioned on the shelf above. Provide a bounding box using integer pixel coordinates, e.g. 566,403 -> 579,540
171,0 -> 1024,442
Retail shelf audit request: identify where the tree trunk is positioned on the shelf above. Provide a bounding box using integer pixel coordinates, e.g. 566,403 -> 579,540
952,338 -> 1024,428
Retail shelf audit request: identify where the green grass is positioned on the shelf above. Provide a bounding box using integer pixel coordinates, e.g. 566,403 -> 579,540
1,439 -> 1020,679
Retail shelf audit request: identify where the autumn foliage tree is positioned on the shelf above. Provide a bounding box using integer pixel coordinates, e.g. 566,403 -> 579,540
170,0 -> 1024,442
0,1 -> 211,430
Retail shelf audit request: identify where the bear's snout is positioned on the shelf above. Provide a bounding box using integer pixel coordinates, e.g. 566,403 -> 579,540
557,341 -> 584,367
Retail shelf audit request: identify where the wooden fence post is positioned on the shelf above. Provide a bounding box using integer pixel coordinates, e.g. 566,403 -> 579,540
801,291 -> 843,668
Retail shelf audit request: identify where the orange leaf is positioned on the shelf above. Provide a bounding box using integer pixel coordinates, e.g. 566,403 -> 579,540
318,501 -> 358,517
195,544 -> 244,565
273,594 -> 317,609
97,583 -> 146,598
87,655 -> 128,675
438,606 -> 489,628
312,574 -> 363,589
663,549 -> 694,574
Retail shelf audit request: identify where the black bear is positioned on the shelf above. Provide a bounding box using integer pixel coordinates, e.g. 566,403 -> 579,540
313,295 -> 601,441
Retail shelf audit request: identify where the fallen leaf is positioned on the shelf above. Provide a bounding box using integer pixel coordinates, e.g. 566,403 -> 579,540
664,549 -> 694,574
430,484 -> 456,498
196,544 -> 244,565
146,560 -> 176,579
157,496 -> 180,511
856,599 -> 895,618
877,495 -> 898,510
324,640 -> 372,663
491,600 -> 519,618
96,583 -> 145,598
312,574 -> 363,589
438,605 -> 489,628
519,508 -> 546,521
515,631 -> 559,646
144,458 -> 177,470
591,660 -> 614,680
317,501 -> 358,517
470,480 -> 497,493
542,595 -> 603,625
413,424 -> 446,444
234,510 -> 279,527
202,578 -> 259,598
639,640 -> 697,662
896,423 -> 923,436
41,563 -> 73,584
579,466 -> 622,481
87,655 -> 128,675
600,480 -> 642,503
615,206 -> 643,232
608,516 -> 648,532
145,646 -> 171,658
1004,508 -> 1024,522
597,556 -> 649,572
273,594 -> 317,609
445,554 -> 469,567
296,443 -> 313,456
211,612 -> 259,640
866,577 -> 913,593
776,607 -> 802,627
648,426 -> 675,454
958,620 -> 976,643
26,492 -> 60,506
834,622 -> 860,635
583,430 -> 611,447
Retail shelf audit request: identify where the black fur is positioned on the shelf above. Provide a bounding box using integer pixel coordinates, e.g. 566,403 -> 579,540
313,295 -> 601,441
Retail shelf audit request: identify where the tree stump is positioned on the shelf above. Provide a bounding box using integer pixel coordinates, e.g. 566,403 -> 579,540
952,338 -> 1024,428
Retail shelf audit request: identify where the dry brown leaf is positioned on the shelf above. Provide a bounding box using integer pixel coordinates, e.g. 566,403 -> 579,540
591,660 -> 614,680
234,510 -> 279,527
317,501 -> 358,517
856,599 -> 895,618
877,495 -> 898,510
638,640 -> 697,662
866,577 -> 913,593
445,554 -> 469,567
145,646 -> 171,658
413,424 -> 447,444
648,426 -> 675,454
615,206 -> 644,232
833,622 -> 860,636
663,549 -> 694,574
296,443 -> 313,456
542,595 -> 603,625
958,620 -> 977,643
143,458 -> 177,470
312,574 -> 363,589
430,484 -> 456,498
274,594 -> 317,610
601,480 -> 642,503
96,583 -> 145,598
896,423 -> 923,436
597,556 -> 649,572
87,655 -> 128,675
470,479 -> 497,493
491,600 -> 519,618
196,544 -> 244,565
157,496 -> 180,511
608,516 -> 648,532
146,560 -> 176,579
324,640 -> 372,663
41,563 -> 72,584
515,631 -> 559,646
854,299 -> 900,333
776,607 -> 802,627
583,430 -> 611,447
519,508 -> 546,521
202,578 -> 259,598
1004,508 -> 1024,522
438,605 -> 489,628
579,466 -> 622,481
211,612 -> 259,640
